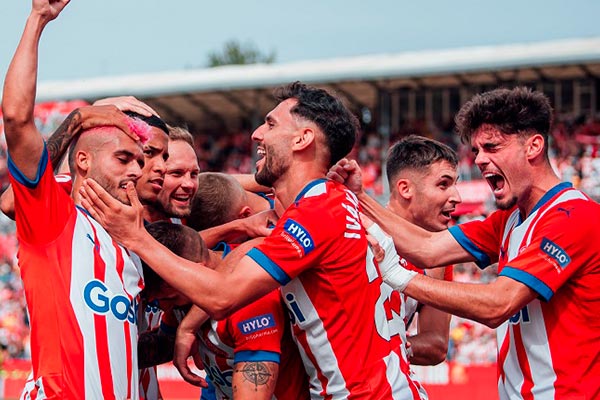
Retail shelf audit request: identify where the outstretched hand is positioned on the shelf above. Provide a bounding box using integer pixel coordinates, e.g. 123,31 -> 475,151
327,158 -> 363,194
79,179 -> 146,250
32,0 -> 70,23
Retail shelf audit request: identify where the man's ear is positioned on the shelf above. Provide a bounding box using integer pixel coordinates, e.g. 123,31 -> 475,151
292,127 -> 315,151
395,178 -> 413,201
75,150 -> 91,175
238,205 -> 252,219
526,133 -> 545,160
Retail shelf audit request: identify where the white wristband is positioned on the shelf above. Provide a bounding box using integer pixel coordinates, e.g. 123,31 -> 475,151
366,223 -> 417,291
382,263 -> 417,292
366,222 -> 388,243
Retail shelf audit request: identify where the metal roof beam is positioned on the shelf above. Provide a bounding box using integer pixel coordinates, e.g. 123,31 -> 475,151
144,97 -> 188,125
327,83 -> 367,110
182,94 -> 227,130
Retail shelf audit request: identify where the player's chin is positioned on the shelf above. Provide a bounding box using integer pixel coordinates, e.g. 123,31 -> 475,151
117,195 -> 132,206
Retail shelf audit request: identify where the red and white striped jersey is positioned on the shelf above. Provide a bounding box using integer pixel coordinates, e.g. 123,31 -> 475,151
248,179 -> 415,399
9,149 -> 144,400
449,182 -> 600,399
138,302 -> 164,400
197,287 -> 309,399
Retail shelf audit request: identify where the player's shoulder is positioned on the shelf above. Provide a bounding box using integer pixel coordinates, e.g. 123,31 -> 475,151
548,189 -> 600,219
294,179 -> 354,205
285,179 -> 360,232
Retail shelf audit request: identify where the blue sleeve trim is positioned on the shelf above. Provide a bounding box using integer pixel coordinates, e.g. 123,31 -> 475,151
500,266 -> 554,302
7,143 -> 48,189
246,248 -> 291,285
234,350 -> 280,364
212,242 -> 232,258
257,192 -> 275,210
448,225 -> 491,269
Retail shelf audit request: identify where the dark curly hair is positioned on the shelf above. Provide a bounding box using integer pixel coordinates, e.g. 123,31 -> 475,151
274,81 -> 359,167
454,87 -> 553,157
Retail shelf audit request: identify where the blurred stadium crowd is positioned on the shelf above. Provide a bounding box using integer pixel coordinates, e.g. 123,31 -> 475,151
0,103 -> 598,371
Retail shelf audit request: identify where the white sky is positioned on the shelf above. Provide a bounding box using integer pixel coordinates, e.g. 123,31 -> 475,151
1,0 -> 600,85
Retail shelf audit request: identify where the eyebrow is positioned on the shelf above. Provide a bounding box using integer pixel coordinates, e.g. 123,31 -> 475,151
144,144 -> 165,153
115,150 -> 135,158
265,114 -> 275,124
439,174 -> 457,182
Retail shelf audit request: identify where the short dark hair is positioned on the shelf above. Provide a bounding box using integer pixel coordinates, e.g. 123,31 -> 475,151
187,172 -> 246,232
124,111 -> 169,136
386,135 -> 458,187
142,221 -> 208,296
454,87 -> 553,154
274,81 -> 359,167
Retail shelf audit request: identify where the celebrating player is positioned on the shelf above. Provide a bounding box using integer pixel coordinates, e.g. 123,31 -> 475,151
2,1 -> 154,398
329,87 -> 600,400
81,82 -> 412,398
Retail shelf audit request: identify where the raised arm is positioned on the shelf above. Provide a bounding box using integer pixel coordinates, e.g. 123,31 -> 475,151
2,0 -> 70,179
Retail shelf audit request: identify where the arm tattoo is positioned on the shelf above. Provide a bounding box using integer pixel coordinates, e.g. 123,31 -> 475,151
47,109 -> 82,172
137,328 -> 176,369
236,362 -> 273,389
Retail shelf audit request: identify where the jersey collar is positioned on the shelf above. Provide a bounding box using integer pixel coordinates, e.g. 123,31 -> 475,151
294,178 -> 327,203
528,181 -> 572,217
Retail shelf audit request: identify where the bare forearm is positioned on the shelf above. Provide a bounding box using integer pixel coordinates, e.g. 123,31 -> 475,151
231,174 -> 271,193
2,14 -> 45,130
128,230 -> 274,320
232,361 -> 279,400
357,191 -> 470,268
2,13 -> 46,178
404,274 -> 533,328
199,219 -> 245,248
47,109 -> 84,171
129,231 -> 231,316
408,325 -> 449,365
178,306 -> 210,333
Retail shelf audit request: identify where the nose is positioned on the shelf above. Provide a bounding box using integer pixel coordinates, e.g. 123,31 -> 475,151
251,125 -> 264,142
154,157 -> 167,175
449,185 -> 462,205
129,162 -> 143,181
181,174 -> 196,191
473,151 -> 489,169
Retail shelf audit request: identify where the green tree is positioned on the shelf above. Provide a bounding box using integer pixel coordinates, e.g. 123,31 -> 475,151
207,39 -> 276,67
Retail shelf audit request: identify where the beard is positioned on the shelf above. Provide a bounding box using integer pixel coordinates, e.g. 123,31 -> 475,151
159,199 -> 190,219
88,170 -> 131,206
495,195 -> 518,210
255,146 -> 288,187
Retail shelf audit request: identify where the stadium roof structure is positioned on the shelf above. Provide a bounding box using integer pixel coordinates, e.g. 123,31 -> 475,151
32,36 -> 600,133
